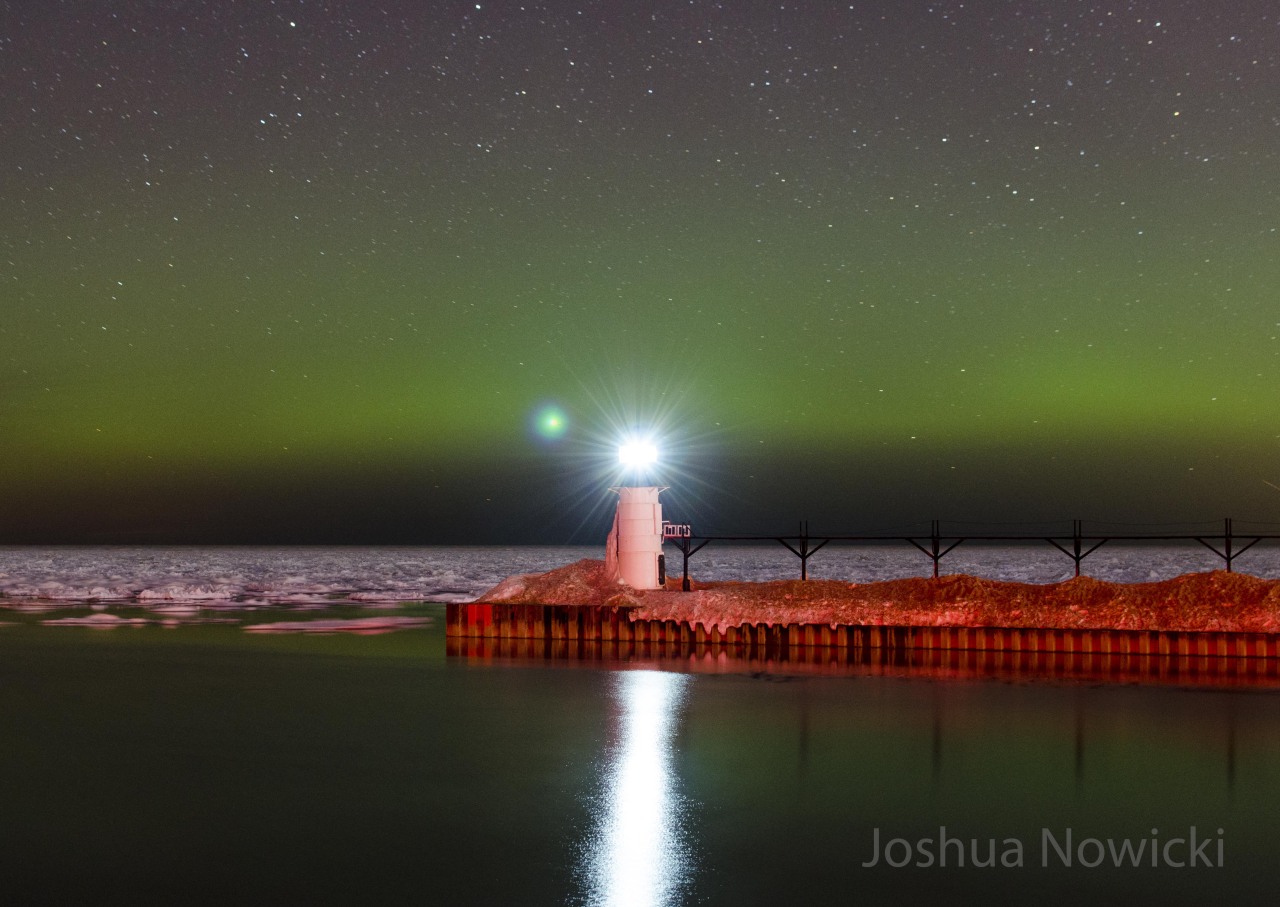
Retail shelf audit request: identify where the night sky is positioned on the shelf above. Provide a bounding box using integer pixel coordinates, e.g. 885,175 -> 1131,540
4,0 -> 1279,544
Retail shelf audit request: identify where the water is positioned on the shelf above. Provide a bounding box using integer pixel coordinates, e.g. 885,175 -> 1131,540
2,546 -> 1280,904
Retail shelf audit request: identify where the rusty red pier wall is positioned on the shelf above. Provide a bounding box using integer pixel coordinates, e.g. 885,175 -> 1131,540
446,601 -> 1280,660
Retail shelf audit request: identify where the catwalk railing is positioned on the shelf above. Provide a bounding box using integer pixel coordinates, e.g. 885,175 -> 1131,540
664,517 -> 1280,590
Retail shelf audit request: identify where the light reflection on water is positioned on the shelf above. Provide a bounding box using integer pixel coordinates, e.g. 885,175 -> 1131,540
581,670 -> 692,907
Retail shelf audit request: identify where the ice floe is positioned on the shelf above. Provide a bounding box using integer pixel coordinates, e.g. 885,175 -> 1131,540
42,613 -> 149,628
242,616 -> 432,634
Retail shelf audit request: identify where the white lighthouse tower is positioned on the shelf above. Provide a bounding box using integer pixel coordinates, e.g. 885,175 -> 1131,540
605,485 -> 668,589
604,435 -> 667,590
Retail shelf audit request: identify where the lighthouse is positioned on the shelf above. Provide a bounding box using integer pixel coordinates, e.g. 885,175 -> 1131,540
605,485 -> 668,589
605,435 -> 667,590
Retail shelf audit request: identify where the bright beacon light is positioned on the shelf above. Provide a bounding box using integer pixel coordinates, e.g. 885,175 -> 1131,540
618,437 -> 659,469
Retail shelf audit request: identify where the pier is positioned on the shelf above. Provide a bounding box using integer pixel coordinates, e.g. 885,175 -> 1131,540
445,513 -> 1280,677
446,601 -> 1280,678
668,517 -> 1280,585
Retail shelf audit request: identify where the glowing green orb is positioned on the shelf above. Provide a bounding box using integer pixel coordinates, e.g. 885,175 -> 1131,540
535,406 -> 568,439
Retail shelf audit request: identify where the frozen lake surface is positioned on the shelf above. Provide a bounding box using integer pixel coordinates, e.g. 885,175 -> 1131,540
1,542 -> 1279,606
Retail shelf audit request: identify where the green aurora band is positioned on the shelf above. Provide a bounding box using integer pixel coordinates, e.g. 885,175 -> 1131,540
3,1 -> 1278,541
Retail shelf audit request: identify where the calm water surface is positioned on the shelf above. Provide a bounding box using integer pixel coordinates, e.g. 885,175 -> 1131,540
1,605 -> 1278,905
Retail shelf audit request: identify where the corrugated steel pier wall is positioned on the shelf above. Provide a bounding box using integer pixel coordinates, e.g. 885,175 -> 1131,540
447,602 -> 1280,659
448,603 -> 1280,654
446,602 -> 1280,684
